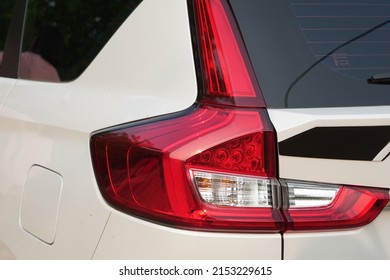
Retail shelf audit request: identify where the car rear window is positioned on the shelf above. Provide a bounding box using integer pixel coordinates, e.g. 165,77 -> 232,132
290,0 -> 390,82
229,0 -> 390,108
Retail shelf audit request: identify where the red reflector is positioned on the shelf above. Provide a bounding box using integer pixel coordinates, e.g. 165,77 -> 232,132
283,186 -> 389,231
187,132 -> 276,177
194,0 -> 265,107
91,105 -> 283,232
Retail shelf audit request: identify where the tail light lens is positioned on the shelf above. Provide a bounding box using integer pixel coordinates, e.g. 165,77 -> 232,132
91,105 -> 284,232
194,0 -> 265,107
90,0 -> 389,232
283,181 -> 389,231
190,170 -> 274,208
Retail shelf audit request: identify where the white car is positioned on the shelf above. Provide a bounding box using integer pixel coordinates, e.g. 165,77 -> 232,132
1,0 -> 390,259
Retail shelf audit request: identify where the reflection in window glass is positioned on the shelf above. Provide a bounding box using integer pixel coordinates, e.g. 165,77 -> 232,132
22,0 -> 143,82
290,0 -> 390,80
0,0 -> 15,68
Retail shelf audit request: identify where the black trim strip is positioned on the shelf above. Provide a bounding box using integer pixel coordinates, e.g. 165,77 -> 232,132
0,0 -> 28,78
279,126 -> 390,161
383,151 -> 390,161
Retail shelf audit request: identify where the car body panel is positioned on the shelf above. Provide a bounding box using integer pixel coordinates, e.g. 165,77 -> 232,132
93,210 -> 281,260
284,207 -> 390,259
1,0 -> 390,260
0,0 -> 283,260
0,77 -> 15,110
268,107 -> 390,259
269,107 -> 390,187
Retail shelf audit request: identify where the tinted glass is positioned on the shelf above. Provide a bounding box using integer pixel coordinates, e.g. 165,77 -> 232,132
229,0 -> 390,108
290,0 -> 390,81
0,0 -> 16,68
21,0 -> 143,82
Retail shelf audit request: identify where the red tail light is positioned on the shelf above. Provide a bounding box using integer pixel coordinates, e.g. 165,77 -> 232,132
194,0 -> 265,107
90,0 -> 389,232
283,182 -> 389,231
91,105 -> 284,232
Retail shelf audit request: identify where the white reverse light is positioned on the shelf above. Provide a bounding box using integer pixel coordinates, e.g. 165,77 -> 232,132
190,170 -> 276,207
285,181 -> 340,208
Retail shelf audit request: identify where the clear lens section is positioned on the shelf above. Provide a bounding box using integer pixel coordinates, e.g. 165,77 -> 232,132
286,181 -> 340,208
191,170 -> 274,207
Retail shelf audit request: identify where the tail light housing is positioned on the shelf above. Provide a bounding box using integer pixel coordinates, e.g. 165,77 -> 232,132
282,181 -> 389,231
193,0 -> 265,107
90,0 -> 389,232
91,105 -> 284,232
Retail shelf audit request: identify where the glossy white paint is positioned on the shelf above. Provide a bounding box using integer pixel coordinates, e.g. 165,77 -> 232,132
0,77 -> 15,110
93,210 -> 281,260
77,0 -> 198,130
0,115 -> 111,258
269,106 -> 390,142
284,206 -> 390,259
0,0 -> 388,260
0,0 -> 283,260
268,107 -> 390,187
21,165 -> 63,245
268,107 -> 390,259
